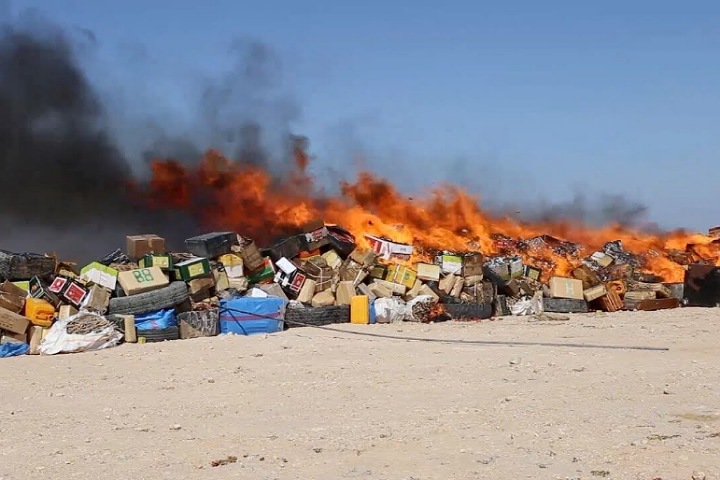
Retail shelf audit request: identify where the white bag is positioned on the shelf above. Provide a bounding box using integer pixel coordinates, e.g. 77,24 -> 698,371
374,298 -> 407,323
39,313 -> 123,355
510,291 -> 544,316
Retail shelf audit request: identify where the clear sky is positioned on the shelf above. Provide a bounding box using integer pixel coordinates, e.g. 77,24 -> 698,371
6,0 -> 720,232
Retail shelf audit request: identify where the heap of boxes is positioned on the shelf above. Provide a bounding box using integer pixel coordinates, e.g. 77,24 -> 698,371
0,224 -> 706,352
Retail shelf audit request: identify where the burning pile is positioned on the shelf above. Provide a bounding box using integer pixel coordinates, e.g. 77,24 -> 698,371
142,148 -> 720,284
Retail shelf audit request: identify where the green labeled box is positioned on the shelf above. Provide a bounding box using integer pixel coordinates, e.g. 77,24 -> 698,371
139,254 -> 174,271
174,257 -> 211,281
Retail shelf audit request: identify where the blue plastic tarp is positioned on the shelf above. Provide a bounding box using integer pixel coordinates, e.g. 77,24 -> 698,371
219,296 -> 286,335
0,342 -> 29,357
135,309 -> 177,331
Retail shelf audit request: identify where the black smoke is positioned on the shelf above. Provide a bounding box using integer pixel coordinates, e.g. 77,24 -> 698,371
0,15 -> 303,262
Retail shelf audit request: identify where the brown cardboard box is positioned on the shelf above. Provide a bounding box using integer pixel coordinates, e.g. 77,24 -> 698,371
335,281 -> 355,306
583,284 -> 607,302
58,305 -> 78,320
118,266 -> 169,296
439,273 -> 456,295
368,282 -> 393,298
234,236 -> 263,271
350,249 -> 377,267
548,277 -> 584,300
571,265 -> 602,289
2,328 -> 27,343
0,291 -> 25,313
84,285 -> 111,314
187,276 -> 215,295
126,234 -> 166,260
462,253 -> 484,277
416,263 -> 441,282
0,307 -> 30,335
297,279 -> 317,303
373,279 -> 406,295
311,290 -> 335,307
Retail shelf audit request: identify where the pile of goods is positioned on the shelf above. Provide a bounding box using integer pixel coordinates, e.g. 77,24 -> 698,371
0,222 -> 719,357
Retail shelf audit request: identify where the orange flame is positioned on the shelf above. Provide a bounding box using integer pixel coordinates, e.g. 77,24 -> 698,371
142,148 -> 720,283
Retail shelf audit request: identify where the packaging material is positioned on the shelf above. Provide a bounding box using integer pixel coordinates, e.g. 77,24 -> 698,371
39,313 -> 122,355
510,291 -> 544,316
118,266 -> 169,296
185,232 -> 238,258
416,263 -> 441,282
58,305 -> 78,320
212,264 -> 230,292
364,235 -> 414,261
139,254 -> 174,271
385,264 -> 417,289
122,315 -> 137,342
178,309 -> 219,339
28,276 -> 61,308
548,277 -> 584,300
335,281 -> 355,305
135,309 -> 177,330
218,297 -> 286,335
0,280 -> 26,313
62,281 -> 89,308
437,253 -> 463,275
235,236 -> 264,271
80,262 -> 119,291
463,253 -> 484,277
126,234 -> 166,260
311,290 -> 335,307
265,236 -> 307,262
373,297 -> 407,323
174,258 -> 211,282
404,295 -> 439,323
218,253 -> 244,278
247,257 -> 276,284
583,284 -> 607,302
297,279 -> 316,303
487,256 -> 524,281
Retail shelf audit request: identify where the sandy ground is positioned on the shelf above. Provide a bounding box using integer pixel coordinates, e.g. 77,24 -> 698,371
1,307 -> 719,480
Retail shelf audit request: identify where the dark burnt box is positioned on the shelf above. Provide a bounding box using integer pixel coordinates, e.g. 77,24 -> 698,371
185,232 -> 238,259
29,276 -> 61,308
683,264 -> 720,307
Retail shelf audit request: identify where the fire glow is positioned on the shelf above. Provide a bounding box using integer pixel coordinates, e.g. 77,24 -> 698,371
142,147 -> 720,283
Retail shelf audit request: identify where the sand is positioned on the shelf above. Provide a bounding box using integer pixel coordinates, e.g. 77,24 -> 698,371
1,307 -> 719,480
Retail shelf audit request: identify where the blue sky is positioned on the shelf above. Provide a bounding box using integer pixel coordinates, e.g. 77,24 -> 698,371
7,0 -> 720,231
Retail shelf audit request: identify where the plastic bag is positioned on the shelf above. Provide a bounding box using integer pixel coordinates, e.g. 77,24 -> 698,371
135,309 -> 177,330
373,298 -> 406,323
0,342 -> 29,357
510,291 -> 544,316
39,313 -> 122,355
404,295 -> 439,322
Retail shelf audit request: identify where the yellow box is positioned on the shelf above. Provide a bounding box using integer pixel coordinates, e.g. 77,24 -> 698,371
350,295 -> 370,324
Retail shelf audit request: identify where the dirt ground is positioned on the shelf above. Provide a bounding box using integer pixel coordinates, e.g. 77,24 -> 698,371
1,307 -> 719,480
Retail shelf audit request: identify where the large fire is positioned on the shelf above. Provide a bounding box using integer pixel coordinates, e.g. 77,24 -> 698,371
143,146 -> 720,283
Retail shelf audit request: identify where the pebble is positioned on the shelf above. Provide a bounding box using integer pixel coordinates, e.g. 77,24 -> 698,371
692,471 -> 706,480
509,357 -> 521,366
170,424 -> 182,431
207,378 -> 215,384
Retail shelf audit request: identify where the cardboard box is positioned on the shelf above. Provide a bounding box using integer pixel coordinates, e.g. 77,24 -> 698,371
62,281 -> 89,308
80,262 -> 119,291
523,265 -> 542,281
139,254 -> 174,271
126,234 -> 166,260
218,253 -> 244,278
548,277 -> 584,300
462,253 -> 484,277
246,257 -> 275,284
48,276 -> 71,295
212,264 -> 230,292
235,236 -> 263,271
373,279 -> 406,295
2,329 -> 27,344
11,281 -> 29,292
297,279 -> 316,303
28,276 -> 61,308
321,250 -> 342,270
83,285 -> 110,314
416,263 -> 441,282
58,304 -> 78,320
385,264 -> 417,290
0,280 -> 26,313
583,284 -> 607,302
0,307 -> 30,335
590,251 -> 614,267
118,266 -> 169,296
187,276 -> 215,295
335,281 -> 355,305
174,258 -> 211,281
438,254 -> 463,275
571,265 -> 602,289
364,235 -> 414,261
350,249 -> 377,267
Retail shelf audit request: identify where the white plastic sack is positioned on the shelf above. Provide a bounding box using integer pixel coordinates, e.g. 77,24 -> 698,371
374,297 -> 406,324
510,291 -> 544,316
404,295 -> 439,322
39,313 -> 123,355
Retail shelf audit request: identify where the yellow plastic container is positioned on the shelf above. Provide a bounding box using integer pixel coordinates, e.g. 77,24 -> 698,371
24,297 -> 56,327
350,295 -> 370,324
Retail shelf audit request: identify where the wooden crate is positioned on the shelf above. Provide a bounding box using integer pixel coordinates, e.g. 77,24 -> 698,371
595,288 -> 623,312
